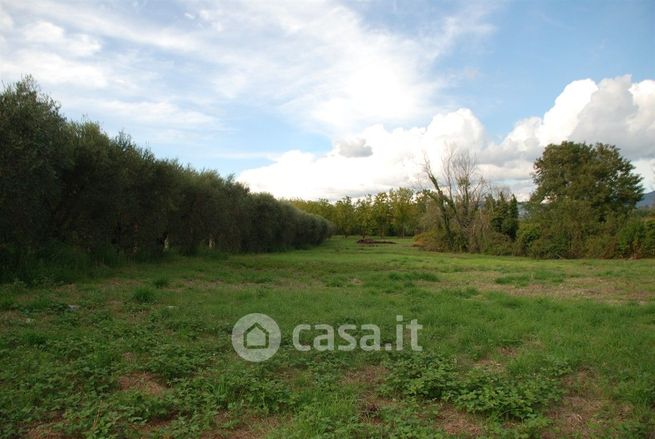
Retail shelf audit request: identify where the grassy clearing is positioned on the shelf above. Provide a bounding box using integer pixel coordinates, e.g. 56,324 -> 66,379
1,238 -> 654,438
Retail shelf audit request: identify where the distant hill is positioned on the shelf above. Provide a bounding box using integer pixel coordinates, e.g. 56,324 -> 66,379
638,191 -> 655,209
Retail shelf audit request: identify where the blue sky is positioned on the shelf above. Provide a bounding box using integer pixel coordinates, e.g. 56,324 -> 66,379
1,0 -> 654,198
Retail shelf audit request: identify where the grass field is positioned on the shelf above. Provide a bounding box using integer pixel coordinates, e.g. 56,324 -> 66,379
1,238 -> 654,438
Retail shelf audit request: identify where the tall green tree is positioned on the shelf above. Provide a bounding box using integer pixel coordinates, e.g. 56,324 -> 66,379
523,141 -> 643,258
0,77 -> 70,255
531,142 -> 643,220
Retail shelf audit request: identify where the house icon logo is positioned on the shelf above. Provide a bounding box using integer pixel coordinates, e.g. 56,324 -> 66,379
244,322 -> 269,349
231,313 -> 281,362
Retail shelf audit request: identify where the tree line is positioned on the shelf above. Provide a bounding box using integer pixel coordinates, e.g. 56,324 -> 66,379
293,143 -> 654,259
290,187 -> 430,238
290,184 -> 520,253
0,78 -> 331,283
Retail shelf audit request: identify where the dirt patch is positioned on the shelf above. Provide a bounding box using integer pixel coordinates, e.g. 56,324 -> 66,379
342,364 -> 388,386
172,278 -> 224,291
107,300 -> 123,311
202,412 -> 282,439
136,417 -> 176,436
474,357 -> 503,371
0,310 -> 23,324
473,345 -> 518,371
543,370 -> 617,438
118,372 -> 167,395
25,422 -> 63,439
357,238 -> 396,245
342,365 -> 398,426
436,404 -> 484,437
544,396 -> 607,438
498,345 -> 518,358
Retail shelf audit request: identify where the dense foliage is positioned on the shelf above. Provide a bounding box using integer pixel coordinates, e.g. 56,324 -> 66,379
0,78 -> 331,282
290,188 -> 430,238
518,142 -> 651,258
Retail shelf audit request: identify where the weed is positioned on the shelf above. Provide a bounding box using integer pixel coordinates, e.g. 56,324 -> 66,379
152,277 -> 170,289
131,287 -> 157,304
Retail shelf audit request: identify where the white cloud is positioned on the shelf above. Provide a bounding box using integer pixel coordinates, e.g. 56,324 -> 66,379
85,99 -> 218,128
192,0 -> 450,134
0,0 -> 495,138
5,0 -> 200,54
23,20 -> 101,57
240,76 -> 655,200
0,50 -> 109,88
571,76 -> 655,159
117,0 -> 492,132
240,108 -> 489,199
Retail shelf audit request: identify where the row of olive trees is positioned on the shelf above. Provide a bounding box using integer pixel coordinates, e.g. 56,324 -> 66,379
0,78 -> 331,282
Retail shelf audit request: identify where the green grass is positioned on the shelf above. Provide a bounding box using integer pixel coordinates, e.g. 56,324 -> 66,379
1,238 -> 654,438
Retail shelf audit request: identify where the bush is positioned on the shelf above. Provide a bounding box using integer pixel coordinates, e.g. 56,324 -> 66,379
618,218 -> 655,258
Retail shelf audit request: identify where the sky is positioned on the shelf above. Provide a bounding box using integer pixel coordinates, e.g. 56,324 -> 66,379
1,0 -> 654,200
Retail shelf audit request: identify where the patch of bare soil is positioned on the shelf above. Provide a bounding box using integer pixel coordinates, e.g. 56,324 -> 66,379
544,396 -> 606,438
107,300 -> 123,311
341,365 -> 397,425
0,310 -> 22,324
137,418 -> 176,436
474,357 -> 504,371
543,370 -> 623,438
472,345 -> 518,372
25,424 -> 63,439
171,278 -> 224,291
357,238 -> 396,245
435,404 -> 484,437
117,372 -> 167,396
342,364 -> 388,386
202,412 -> 283,439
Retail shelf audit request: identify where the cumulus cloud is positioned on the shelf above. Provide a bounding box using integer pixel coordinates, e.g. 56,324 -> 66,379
335,138 -> 372,158
240,108 -> 489,199
571,76 -> 655,159
240,76 -> 655,200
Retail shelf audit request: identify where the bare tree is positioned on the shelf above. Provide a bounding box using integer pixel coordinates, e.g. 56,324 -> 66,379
423,147 -> 487,250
